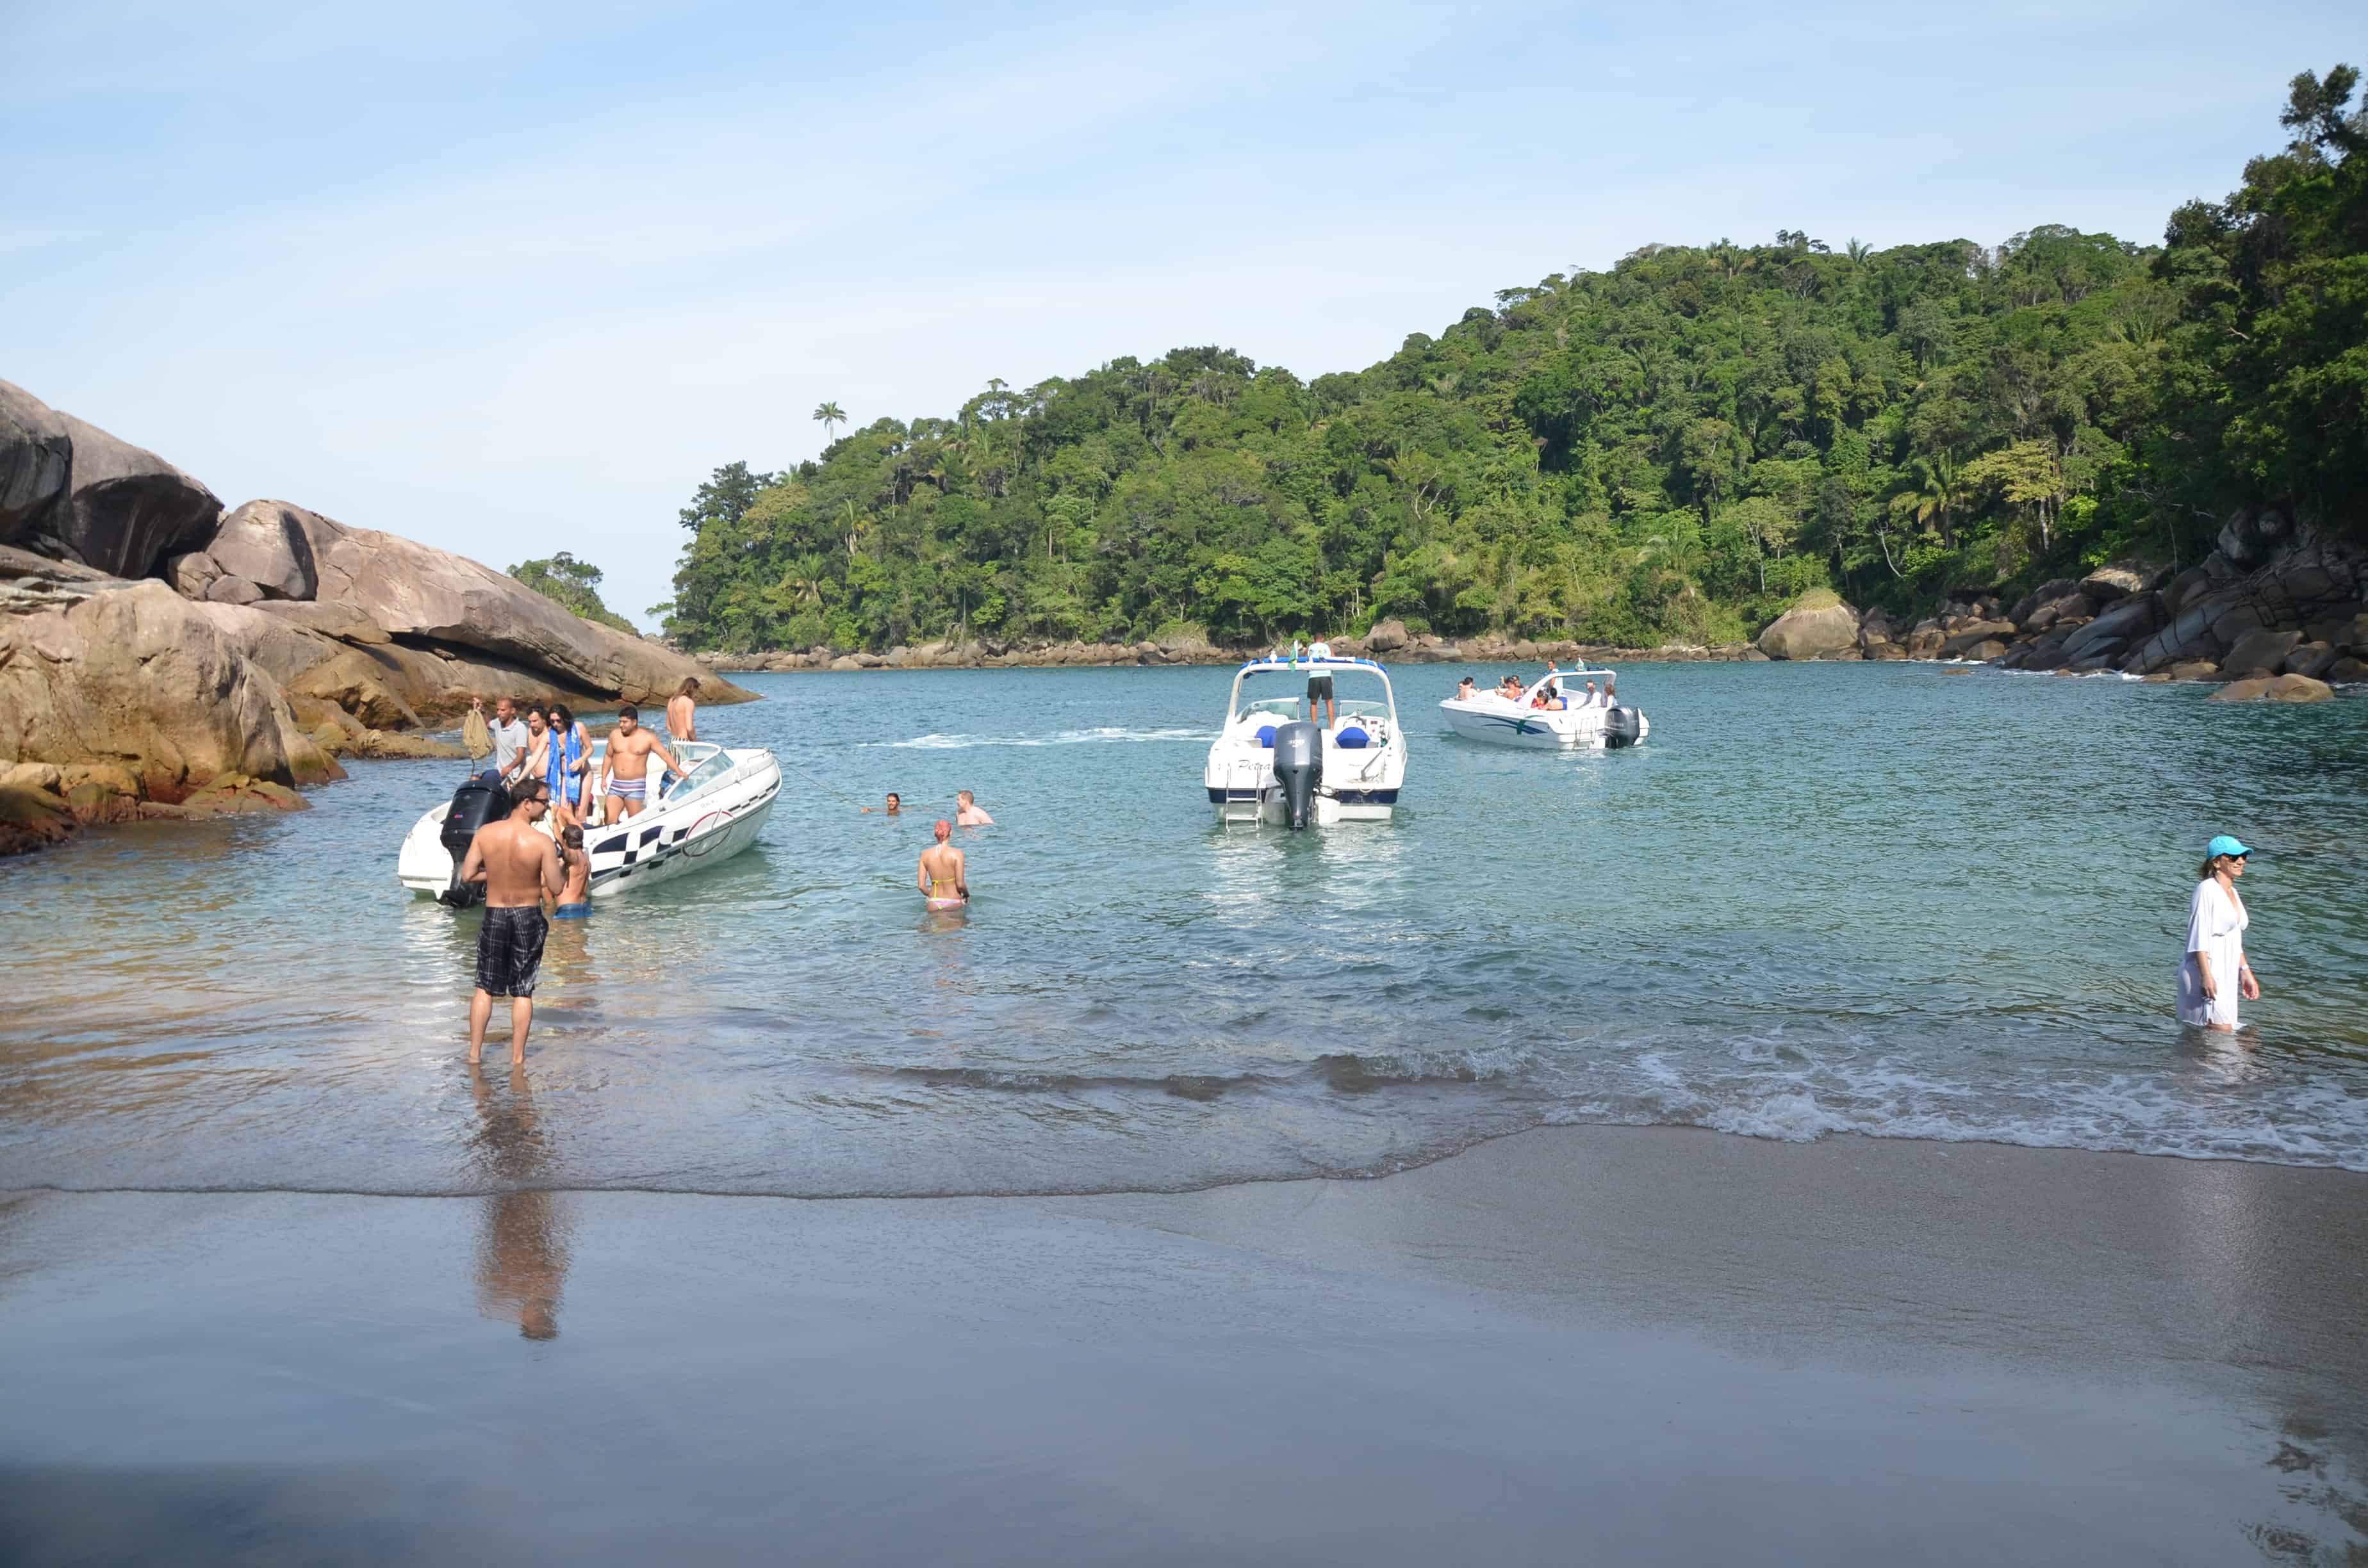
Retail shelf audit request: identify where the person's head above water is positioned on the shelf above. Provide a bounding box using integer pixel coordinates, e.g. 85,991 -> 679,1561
885,792 -> 901,812
957,790 -> 976,805
933,819 -> 952,842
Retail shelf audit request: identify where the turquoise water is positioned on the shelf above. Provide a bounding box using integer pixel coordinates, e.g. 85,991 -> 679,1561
3,662 -> 2365,1195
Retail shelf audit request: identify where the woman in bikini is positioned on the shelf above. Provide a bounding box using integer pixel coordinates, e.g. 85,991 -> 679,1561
918,819 -> 968,909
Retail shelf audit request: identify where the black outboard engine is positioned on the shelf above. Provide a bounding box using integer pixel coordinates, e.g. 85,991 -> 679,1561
1270,721 -> 1324,830
1602,705 -> 1643,750
435,778 -> 507,907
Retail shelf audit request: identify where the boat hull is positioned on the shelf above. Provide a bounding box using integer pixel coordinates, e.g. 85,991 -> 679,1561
1438,700 -> 1649,749
398,749 -> 782,899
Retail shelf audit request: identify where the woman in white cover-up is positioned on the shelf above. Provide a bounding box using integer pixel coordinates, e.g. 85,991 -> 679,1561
2177,835 -> 2258,1031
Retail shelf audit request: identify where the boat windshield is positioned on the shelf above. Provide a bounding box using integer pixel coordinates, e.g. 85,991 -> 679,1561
1226,660 -> 1398,726
666,747 -> 734,799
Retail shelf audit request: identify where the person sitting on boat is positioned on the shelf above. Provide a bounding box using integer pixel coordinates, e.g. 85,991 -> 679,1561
1530,683 -> 1565,711
1578,680 -> 1600,708
1454,677 -> 1477,701
1497,675 -> 1524,702
919,820 -> 968,909
1601,677 -> 1618,708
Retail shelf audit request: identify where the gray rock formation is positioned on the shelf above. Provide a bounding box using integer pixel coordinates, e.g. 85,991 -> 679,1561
0,380 -> 73,543
1755,597 -> 1861,660
207,500 -> 319,600
47,411 -> 224,577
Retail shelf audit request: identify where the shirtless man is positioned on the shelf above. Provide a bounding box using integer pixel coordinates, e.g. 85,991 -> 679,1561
596,704 -> 685,821
461,780 -> 564,1065
550,825 -> 591,919
862,793 -> 901,815
666,678 -> 700,743
955,790 -> 994,826
918,820 -> 968,909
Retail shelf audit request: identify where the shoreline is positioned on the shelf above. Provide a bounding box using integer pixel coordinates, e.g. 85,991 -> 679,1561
5,1123 -> 2363,1563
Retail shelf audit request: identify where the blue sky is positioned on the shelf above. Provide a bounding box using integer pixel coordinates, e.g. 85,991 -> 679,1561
6,1 -> 2358,627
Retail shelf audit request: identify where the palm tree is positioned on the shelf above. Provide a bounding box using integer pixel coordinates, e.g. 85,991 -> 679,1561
812,402 -> 847,443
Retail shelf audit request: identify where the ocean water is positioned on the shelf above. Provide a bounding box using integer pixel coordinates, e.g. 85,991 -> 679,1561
3,661 -> 2364,1196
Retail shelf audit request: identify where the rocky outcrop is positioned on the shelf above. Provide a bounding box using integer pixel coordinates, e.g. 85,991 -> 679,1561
1,381 -> 74,544
1755,595 -> 1861,660
49,411 -> 225,578
0,379 -> 772,854
192,500 -> 320,601
0,573 -> 341,804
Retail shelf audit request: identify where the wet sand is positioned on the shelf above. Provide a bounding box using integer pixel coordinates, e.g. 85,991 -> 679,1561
4,1126 -> 2365,1565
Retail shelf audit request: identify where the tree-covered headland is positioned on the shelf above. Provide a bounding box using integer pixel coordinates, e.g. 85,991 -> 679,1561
661,67 -> 2366,654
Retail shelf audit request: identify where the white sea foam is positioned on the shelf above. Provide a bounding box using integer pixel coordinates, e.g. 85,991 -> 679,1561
880,727 -> 1209,749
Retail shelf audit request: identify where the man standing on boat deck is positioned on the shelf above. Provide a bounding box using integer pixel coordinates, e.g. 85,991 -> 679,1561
461,780 -> 564,1066
595,705 -> 686,821
1304,635 -> 1335,730
666,678 -> 700,743
488,697 -> 530,786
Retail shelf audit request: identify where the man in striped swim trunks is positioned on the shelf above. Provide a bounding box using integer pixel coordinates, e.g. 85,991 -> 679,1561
597,704 -> 686,822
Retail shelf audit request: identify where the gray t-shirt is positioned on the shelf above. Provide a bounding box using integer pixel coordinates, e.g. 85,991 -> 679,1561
490,717 -> 530,775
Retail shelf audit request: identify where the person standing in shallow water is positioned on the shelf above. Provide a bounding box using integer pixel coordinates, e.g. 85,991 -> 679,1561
956,790 -> 993,826
461,780 -> 564,1065
919,819 -> 967,909
2179,835 -> 2260,1033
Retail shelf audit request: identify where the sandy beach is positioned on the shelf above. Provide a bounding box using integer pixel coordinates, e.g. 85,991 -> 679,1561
5,1125 -> 2364,1565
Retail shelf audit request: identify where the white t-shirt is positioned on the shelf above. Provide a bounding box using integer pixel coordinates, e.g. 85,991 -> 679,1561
1307,640 -> 1332,662
2176,878 -> 2249,1027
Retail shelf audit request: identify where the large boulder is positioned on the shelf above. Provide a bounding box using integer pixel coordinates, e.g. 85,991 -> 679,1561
277,503 -> 747,706
1755,594 -> 1861,660
47,412 -> 224,578
2210,673 -> 2334,704
0,380 -> 74,545
1365,618 -> 1409,653
1940,619 -> 2016,658
204,500 -> 318,600
0,577 -> 340,796
2060,594 -> 2162,664
2076,564 -> 2150,604
2219,628 -> 2304,680
2216,507 -> 2296,570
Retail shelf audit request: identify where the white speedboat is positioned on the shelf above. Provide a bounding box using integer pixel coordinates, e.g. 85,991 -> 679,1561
1204,658 -> 1406,827
397,740 -> 782,902
1439,667 -> 1649,750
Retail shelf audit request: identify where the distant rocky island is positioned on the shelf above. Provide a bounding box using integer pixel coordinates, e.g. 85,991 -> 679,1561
1,379 -> 748,856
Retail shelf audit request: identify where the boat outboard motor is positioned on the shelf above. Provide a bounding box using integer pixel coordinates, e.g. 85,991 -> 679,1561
435,779 -> 507,907
1270,720 -> 1324,829
1602,705 -> 1643,750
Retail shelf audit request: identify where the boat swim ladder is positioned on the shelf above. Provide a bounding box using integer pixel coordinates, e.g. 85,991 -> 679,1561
1218,755 -> 1266,827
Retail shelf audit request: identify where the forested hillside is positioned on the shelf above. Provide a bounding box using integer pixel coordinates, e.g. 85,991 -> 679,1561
661,67 -> 2365,653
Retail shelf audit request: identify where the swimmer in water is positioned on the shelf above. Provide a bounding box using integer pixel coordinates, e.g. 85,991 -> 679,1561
864,792 -> 901,815
918,819 -> 967,909
955,789 -> 993,826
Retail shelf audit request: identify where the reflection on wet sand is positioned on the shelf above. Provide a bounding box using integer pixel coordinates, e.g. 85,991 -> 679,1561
467,1063 -> 569,1341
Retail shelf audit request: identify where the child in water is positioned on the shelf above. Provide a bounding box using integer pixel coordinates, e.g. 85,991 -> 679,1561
552,826 -> 591,918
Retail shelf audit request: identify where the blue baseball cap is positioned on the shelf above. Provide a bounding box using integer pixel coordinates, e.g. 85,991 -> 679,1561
2205,835 -> 2253,860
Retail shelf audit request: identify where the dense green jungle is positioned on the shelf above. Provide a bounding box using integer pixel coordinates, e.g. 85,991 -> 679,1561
638,67 -> 2364,654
